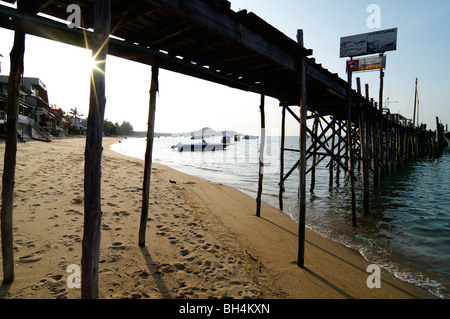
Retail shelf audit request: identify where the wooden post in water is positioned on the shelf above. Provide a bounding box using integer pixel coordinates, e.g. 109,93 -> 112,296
82,0 -> 111,299
372,102 -> 380,187
357,78 -> 369,215
379,58 -> 385,181
329,120 -> 336,188
336,120 -> 343,183
310,114 -> 319,192
279,104 -> 286,211
346,62 -> 357,227
1,6 -> 26,283
395,124 -> 401,169
139,66 -> 159,246
385,115 -> 391,175
297,29 -> 308,268
436,117 -> 442,156
256,94 -> 265,217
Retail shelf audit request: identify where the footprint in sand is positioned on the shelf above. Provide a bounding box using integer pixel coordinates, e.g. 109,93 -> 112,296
18,254 -> 42,264
109,242 -> 128,250
45,273 -> 68,299
101,223 -> 112,231
72,197 -> 83,205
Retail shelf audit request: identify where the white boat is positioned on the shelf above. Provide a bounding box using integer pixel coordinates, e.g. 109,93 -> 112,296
171,140 -> 228,152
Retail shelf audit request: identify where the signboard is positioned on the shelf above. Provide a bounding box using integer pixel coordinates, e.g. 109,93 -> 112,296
340,28 -> 397,58
347,55 -> 386,72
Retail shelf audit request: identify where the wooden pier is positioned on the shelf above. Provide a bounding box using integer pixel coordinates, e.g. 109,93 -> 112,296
1,0 -> 448,296
279,78 -> 448,236
279,78 -> 448,227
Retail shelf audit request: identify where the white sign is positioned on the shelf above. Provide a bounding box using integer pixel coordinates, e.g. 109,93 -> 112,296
340,28 -> 397,58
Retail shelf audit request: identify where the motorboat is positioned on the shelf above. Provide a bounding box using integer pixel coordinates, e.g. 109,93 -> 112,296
171,140 -> 229,152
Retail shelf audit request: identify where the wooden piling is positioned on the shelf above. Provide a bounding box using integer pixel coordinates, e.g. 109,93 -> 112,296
436,117 -> 443,156
395,124 -> 400,169
357,78 -> 369,215
297,29 -> 308,268
256,94 -> 266,218
1,15 -> 26,284
329,119 -> 336,188
81,0 -> 111,299
385,116 -> 391,175
279,104 -> 286,211
372,103 -> 380,187
139,66 -> 159,246
336,120 -> 343,183
310,114 -> 319,192
379,65 -> 385,181
346,64 -> 357,227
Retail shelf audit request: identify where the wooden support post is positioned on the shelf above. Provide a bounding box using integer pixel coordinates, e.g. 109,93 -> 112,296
385,117 -> 390,175
139,66 -> 159,246
380,117 -> 385,180
365,108 -> 373,176
390,122 -> 395,171
81,0 -> 111,299
396,124 -> 401,169
414,129 -> 419,160
336,120 -> 342,183
406,129 -> 411,163
379,58 -> 385,180
256,94 -> 265,217
436,117 -> 442,157
404,129 -> 408,163
357,78 -> 369,215
279,104 -> 286,211
310,114 -> 319,192
329,120 -> 336,188
372,103 -> 379,187
1,15 -> 26,284
430,133 -> 435,158
297,29 -> 308,268
398,128 -> 402,166
346,63 -> 357,227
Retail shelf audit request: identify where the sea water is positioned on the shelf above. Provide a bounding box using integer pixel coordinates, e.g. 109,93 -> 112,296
111,135 -> 450,298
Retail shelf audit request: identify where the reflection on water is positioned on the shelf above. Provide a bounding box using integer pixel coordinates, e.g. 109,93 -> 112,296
111,136 -> 450,298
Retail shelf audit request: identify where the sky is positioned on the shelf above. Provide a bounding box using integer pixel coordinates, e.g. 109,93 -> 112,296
0,0 -> 449,136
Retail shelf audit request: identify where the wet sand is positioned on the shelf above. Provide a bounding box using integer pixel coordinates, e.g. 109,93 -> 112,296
0,137 -> 435,299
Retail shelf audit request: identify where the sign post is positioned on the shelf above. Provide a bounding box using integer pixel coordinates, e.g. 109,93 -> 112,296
341,28 -> 397,110
340,27 -> 397,226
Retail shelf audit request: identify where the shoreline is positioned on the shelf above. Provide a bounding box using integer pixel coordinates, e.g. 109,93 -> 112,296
0,137 -> 437,299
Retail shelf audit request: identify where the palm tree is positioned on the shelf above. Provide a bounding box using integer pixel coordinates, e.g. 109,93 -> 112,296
69,107 -> 83,131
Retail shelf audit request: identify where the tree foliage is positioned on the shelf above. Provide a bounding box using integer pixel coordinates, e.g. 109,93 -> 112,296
103,120 -> 134,136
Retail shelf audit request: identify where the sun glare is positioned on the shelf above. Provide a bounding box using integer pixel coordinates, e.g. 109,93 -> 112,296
89,56 -> 105,74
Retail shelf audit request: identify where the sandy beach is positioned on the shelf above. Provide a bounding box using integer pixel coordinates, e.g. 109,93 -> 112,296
0,137 -> 435,299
